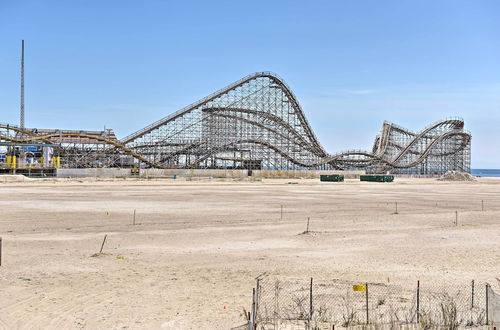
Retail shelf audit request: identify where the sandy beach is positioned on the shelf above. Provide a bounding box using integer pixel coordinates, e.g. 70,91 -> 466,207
0,177 -> 499,329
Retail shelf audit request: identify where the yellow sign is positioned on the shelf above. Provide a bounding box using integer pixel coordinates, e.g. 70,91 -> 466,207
353,284 -> 366,292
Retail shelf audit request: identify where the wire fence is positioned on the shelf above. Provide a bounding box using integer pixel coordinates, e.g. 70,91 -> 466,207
249,277 -> 492,329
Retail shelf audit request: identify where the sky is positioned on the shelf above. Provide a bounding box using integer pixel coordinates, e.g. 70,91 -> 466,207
1,0 -> 499,168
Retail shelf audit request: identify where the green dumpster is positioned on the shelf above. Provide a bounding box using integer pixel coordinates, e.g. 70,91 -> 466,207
360,175 -> 394,182
320,174 -> 344,182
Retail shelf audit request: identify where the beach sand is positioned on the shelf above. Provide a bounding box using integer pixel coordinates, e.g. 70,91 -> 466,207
0,177 -> 499,329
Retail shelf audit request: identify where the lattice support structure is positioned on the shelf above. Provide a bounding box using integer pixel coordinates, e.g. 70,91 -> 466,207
0,72 -> 471,175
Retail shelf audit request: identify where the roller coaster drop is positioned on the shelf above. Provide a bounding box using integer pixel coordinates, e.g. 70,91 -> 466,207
0,72 -> 471,174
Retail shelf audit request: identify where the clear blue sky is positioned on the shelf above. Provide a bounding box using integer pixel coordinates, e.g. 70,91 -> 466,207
1,1 -> 499,168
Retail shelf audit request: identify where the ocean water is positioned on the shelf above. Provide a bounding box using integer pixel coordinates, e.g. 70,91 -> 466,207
471,169 -> 500,177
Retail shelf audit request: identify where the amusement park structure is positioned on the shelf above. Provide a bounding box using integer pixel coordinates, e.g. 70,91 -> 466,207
0,72 -> 471,175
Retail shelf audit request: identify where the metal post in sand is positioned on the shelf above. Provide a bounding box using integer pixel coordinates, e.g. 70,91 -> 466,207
99,234 -> 107,254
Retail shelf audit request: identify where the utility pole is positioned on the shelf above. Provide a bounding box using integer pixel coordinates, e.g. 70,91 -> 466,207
20,40 -> 25,129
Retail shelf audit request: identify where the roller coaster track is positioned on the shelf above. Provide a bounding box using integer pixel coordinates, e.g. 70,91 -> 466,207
120,72 -> 327,156
187,129 -> 470,169
390,119 -> 465,164
204,108 -> 318,153
0,133 -> 168,169
0,124 -> 51,141
0,125 -> 469,170
0,72 -> 471,173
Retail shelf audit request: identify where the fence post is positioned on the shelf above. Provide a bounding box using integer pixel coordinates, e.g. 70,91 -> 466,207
250,287 -> 256,330
365,282 -> 369,324
256,278 -> 260,320
417,280 -> 420,323
251,279 -> 260,329
471,280 -> 474,308
486,284 -> 489,325
309,277 -> 313,322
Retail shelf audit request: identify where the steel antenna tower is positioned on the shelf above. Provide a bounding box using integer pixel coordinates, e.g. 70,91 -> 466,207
20,40 -> 25,129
